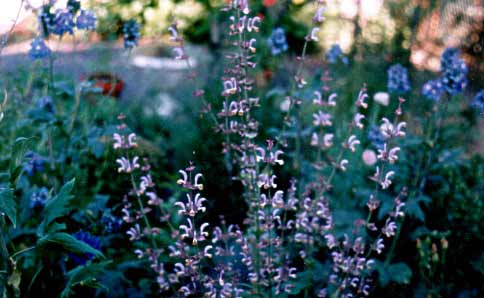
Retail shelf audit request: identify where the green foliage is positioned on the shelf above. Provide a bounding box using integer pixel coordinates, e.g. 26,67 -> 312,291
376,261 -> 413,286
0,188 -> 16,228
61,261 -> 112,298
40,179 -> 76,231
9,137 -> 36,186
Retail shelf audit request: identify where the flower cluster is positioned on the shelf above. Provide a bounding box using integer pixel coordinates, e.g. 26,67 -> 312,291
123,19 -> 141,49
318,192 -> 406,298
422,79 -> 445,101
30,187 -> 49,209
28,37 -> 51,60
112,114 -> 171,290
30,3 -> 96,60
76,9 -> 97,31
387,64 -> 411,94
268,27 -> 289,56
440,48 -> 468,95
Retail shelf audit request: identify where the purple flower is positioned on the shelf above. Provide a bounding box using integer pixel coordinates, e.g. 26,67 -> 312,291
70,231 -> 101,265
28,38 -> 51,60
76,9 -> 96,31
422,79 -> 444,101
52,9 -> 75,36
326,44 -> 348,64
472,89 -> 484,113
268,27 -> 288,56
387,64 -> 411,94
123,20 -> 140,49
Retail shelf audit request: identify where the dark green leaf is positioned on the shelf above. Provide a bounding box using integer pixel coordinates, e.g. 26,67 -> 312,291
42,179 -> 76,229
377,261 -> 412,286
0,188 -> 16,227
37,232 -> 104,259
61,261 -> 111,298
9,137 -> 36,185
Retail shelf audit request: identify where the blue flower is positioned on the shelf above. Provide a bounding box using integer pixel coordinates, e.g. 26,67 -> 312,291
368,125 -> 385,150
70,231 -> 102,265
440,48 -> 468,95
30,187 -> 49,209
37,96 -> 55,113
268,27 -> 288,56
28,37 -> 51,60
102,213 -> 122,233
123,20 -> 140,49
387,64 -> 411,94
38,6 -> 55,37
22,151 -> 45,177
76,10 -> 96,31
440,47 -> 460,72
472,90 -> 484,113
52,9 -> 75,36
422,79 -> 445,101
326,44 -> 348,64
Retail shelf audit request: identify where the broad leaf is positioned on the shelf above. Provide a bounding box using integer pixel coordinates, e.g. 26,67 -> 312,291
377,261 -> 412,286
60,261 -> 111,298
9,137 -> 36,185
37,232 -> 104,259
42,179 -> 75,229
0,188 -> 16,227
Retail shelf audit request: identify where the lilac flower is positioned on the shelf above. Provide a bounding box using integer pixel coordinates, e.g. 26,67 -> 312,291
22,151 -> 45,177
268,27 -> 288,56
312,111 -> 332,126
326,44 -> 348,64
76,9 -> 96,31
387,64 -> 411,94
123,20 -> 140,49
30,187 -> 49,209
472,89 -> 484,113
52,9 -> 75,36
422,79 -> 444,101
70,231 -> 101,265
116,156 -> 140,173
440,48 -> 468,95
28,38 -> 51,60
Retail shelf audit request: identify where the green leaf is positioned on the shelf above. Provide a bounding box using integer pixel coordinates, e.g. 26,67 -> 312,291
60,261 -> 111,298
377,262 -> 412,286
9,137 -> 36,186
42,179 -> 75,229
37,232 -> 104,259
0,188 -> 16,227
406,200 -> 425,222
